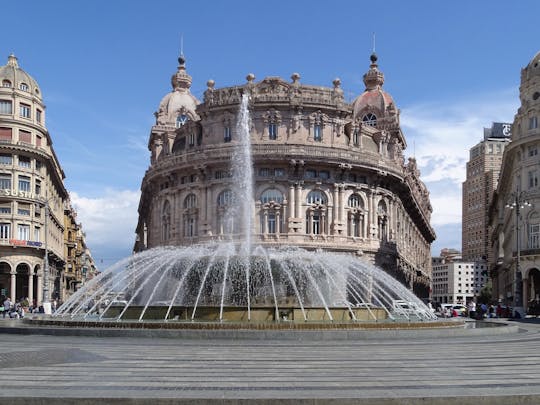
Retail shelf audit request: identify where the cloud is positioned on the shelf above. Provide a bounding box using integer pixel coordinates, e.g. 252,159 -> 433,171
70,189 -> 140,267
400,89 -> 518,251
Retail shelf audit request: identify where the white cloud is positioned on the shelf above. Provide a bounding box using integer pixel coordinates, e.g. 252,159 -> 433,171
70,189 -> 140,263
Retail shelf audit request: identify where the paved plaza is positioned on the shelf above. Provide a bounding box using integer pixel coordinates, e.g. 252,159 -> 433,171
0,319 -> 539,404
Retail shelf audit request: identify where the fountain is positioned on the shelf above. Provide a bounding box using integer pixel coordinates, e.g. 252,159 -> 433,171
52,92 -> 437,327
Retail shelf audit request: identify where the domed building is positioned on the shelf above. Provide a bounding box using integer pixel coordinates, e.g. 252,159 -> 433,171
0,54 -> 95,307
134,53 -> 436,297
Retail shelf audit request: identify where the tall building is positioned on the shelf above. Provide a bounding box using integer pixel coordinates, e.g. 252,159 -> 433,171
0,54 -> 94,306
490,51 -> 540,314
462,122 -> 511,263
134,53 -> 436,297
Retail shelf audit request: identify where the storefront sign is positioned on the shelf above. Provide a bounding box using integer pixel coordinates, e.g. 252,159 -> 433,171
8,239 -> 43,248
0,189 -> 45,201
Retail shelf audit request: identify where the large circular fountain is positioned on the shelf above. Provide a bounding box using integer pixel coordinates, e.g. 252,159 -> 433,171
55,243 -> 436,323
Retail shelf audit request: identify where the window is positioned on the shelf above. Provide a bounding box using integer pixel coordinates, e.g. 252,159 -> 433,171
18,156 -> 31,168
0,127 -> 12,142
319,171 -> 330,180
528,146 -> 538,157
1,80 -> 11,88
0,154 -> 12,165
17,203 -> 30,216
184,217 -> 196,237
348,194 -> 363,208
224,127 -> 231,142
529,170 -> 538,189
214,170 -> 231,179
269,123 -> 277,140
0,174 -> 11,189
306,190 -> 327,205
530,223 -> 540,249
19,103 -> 31,118
18,175 -> 30,192
35,180 -> 41,195
274,168 -> 285,177
184,194 -> 197,209
188,132 -> 195,147
362,113 -> 377,126
36,109 -> 42,123
19,83 -> 29,91
217,190 -> 234,207
19,130 -> 31,144
176,114 -> 188,128
530,116 -> 538,130
17,224 -> 30,240
0,223 -> 10,239
36,135 -> 42,147
314,124 -> 322,142
0,100 -> 12,114
267,213 -> 277,234
0,202 -> 10,214
161,201 -> 171,241
305,169 -> 317,179
261,189 -> 284,204
35,160 -> 42,171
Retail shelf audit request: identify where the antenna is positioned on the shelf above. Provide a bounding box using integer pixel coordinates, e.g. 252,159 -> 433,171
180,34 -> 184,57
372,32 -> 376,53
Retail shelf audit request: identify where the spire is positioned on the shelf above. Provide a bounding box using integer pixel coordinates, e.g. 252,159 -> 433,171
7,54 -> 18,68
363,52 -> 384,91
171,52 -> 192,91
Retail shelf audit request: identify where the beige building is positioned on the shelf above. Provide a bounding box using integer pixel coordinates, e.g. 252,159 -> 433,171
0,54 -> 94,306
135,53 -> 436,298
490,51 -> 540,315
462,123 -> 511,263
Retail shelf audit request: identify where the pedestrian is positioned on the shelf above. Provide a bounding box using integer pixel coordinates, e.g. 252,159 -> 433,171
468,301 -> 476,319
3,297 -> 11,319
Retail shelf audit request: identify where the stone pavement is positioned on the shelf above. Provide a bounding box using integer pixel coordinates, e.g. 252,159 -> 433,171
0,318 -> 539,404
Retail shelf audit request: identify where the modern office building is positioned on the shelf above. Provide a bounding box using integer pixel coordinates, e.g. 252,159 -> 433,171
134,53 -> 436,297
490,51 -> 540,314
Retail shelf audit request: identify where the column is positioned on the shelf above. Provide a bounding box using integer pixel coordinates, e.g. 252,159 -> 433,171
10,272 -> 16,301
263,210 -> 268,234
276,211 -> 281,235
37,274 -> 43,305
295,183 -> 301,218
288,184 -> 295,219
338,186 -> 344,222
28,272 -> 34,304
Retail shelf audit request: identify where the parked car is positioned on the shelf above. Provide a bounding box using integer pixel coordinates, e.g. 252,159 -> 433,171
438,304 -> 467,317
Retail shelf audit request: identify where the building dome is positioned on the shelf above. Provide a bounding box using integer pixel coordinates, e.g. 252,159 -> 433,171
351,53 -> 396,123
155,55 -> 199,126
0,54 -> 42,99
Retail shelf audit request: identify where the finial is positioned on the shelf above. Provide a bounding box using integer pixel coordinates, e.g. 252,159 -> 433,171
372,32 -> 376,54
291,72 -> 300,83
246,73 -> 255,83
7,54 -> 18,67
178,34 -> 185,66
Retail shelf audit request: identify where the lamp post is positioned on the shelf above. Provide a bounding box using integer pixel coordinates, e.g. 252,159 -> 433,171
40,198 -> 53,315
505,190 -> 532,317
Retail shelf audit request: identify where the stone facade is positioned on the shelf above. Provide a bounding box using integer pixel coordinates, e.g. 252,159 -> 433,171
490,51 -> 540,314
135,53 -> 436,298
0,54 -> 95,305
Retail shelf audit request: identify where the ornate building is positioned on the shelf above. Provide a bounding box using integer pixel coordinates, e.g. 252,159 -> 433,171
135,53 -> 436,298
490,51 -> 540,314
0,54 -> 94,306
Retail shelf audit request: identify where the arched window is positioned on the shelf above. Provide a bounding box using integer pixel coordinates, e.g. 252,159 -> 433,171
176,114 -> 188,128
19,83 -> 29,91
306,190 -> 327,205
183,194 -> 198,237
362,113 -> 377,126
347,194 -> 365,238
261,189 -> 284,204
306,190 -> 328,235
2,80 -> 11,88
162,200 -> 171,241
217,190 -> 234,207
184,194 -> 197,209
260,189 -> 285,235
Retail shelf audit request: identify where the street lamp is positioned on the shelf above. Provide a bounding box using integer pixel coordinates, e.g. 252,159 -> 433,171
38,197 -> 54,315
505,190 -> 532,317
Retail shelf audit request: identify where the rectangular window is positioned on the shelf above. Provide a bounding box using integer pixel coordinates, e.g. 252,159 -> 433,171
269,123 -> 277,140
274,168 -> 285,177
319,171 -> 330,180
314,124 -> 322,141
529,170 -> 538,189
35,180 -> 41,195
17,203 -> 30,216
0,202 -> 11,214
36,135 -> 42,147
34,226 -> 40,242
0,127 -> 12,142
35,160 -> 42,171
0,174 -> 11,189
530,116 -> 538,130
36,109 -> 42,123
224,127 -> 231,143
305,169 -> 317,179
0,223 -> 10,239
188,133 -> 195,147
353,129 -> 359,146
17,224 -> 30,240
0,154 -> 12,165
19,103 -> 31,118
0,100 -> 12,114
18,156 -> 31,168
528,145 -> 538,157
18,175 -> 30,192
259,168 -> 270,177
529,223 -> 540,249
268,213 -> 276,234
19,130 -> 31,144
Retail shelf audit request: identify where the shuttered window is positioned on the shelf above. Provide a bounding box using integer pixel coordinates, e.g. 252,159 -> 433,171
0,127 -> 12,141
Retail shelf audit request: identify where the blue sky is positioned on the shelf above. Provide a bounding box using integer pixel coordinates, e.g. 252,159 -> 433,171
2,0 -> 538,268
